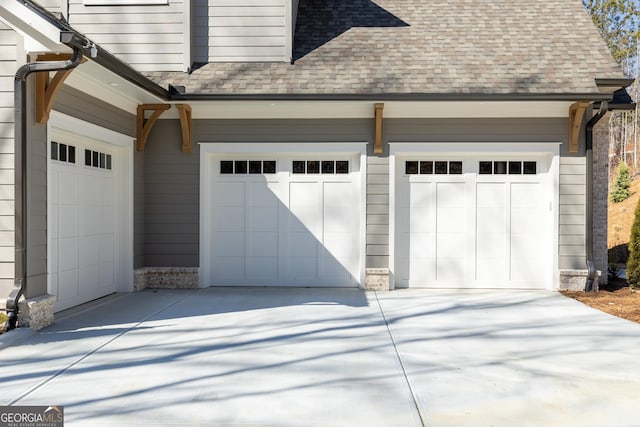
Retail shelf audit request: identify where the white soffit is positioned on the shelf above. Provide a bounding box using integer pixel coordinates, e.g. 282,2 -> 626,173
159,100 -> 574,120
0,0 -> 67,52
64,60 -> 166,113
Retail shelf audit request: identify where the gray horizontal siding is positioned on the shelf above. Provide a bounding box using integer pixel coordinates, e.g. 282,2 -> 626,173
68,0 -> 186,72
559,156 -> 586,270
193,0 -> 288,63
0,24 -> 15,303
55,86 -> 136,137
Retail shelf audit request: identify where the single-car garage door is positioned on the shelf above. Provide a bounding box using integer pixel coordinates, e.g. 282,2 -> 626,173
48,116 -> 133,312
393,148 -> 556,289
201,144 -> 365,287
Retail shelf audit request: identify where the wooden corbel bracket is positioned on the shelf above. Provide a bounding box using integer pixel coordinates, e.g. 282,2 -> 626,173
136,104 -> 171,152
175,104 -> 193,153
568,101 -> 590,153
35,53 -> 87,124
374,103 -> 384,154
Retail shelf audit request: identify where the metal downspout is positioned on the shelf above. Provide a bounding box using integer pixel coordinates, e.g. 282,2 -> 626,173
584,101 -> 608,292
3,47 -> 83,331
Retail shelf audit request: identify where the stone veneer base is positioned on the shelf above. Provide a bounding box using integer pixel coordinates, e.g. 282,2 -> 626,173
559,269 -> 602,291
18,294 -> 56,330
365,268 -> 391,291
134,267 -> 199,291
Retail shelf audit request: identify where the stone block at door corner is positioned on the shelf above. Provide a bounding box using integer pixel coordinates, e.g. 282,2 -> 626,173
559,269 -> 602,291
365,268 -> 390,291
18,294 -> 56,330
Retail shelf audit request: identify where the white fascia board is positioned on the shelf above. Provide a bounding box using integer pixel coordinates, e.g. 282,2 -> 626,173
0,0 -> 66,52
64,60 -> 165,113
160,100 -> 574,120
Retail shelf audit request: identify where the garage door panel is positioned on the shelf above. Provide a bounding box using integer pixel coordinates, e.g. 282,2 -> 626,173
320,254 -> 353,280
213,231 -> 245,256
437,233 -> 465,258
324,232 -> 355,259
59,237 -> 78,271
214,207 -> 245,231
437,258 -> 464,282
248,207 -> 278,231
477,207 -> 506,233
214,182 -> 245,206
100,206 -> 115,233
477,258 -> 506,281
409,232 -> 433,258
436,208 -> 465,233
248,182 -> 278,206
511,258 -> 544,282
78,265 -> 99,293
248,231 -> 278,256
287,256 -> 317,280
58,205 -> 78,238
410,208 -> 433,232
58,269 -> 79,300
79,205 -> 99,235
79,235 -> 100,268
99,262 -> 115,288
212,257 -> 244,280
477,232 -> 506,258
477,182 -> 506,208
288,232 -> 317,257
436,182 -> 465,208
247,257 -> 278,281
511,183 -> 539,208
58,171 -> 78,205
408,182 -> 433,208
79,175 -> 100,205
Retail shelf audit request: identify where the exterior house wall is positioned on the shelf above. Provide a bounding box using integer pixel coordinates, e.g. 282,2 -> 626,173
67,0 -> 187,72
193,0 -> 290,63
141,116 -> 580,278
0,24 -> 16,304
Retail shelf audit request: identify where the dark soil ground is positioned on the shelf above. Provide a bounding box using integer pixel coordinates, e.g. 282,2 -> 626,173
562,278 -> 640,324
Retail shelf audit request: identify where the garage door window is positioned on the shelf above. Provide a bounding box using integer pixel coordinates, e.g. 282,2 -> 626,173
479,161 -> 537,175
51,141 -> 75,164
292,160 -> 349,174
85,149 -> 112,170
405,160 -> 462,175
220,160 -> 276,174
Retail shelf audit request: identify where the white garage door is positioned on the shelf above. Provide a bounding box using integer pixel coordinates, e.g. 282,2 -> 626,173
394,154 -> 555,289
203,151 -> 363,287
48,134 -> 118,311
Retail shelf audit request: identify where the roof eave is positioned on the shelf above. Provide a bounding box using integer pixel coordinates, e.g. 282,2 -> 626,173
168,92 -> 617,102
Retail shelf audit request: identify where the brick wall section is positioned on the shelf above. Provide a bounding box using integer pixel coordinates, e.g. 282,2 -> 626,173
593,112 -> 610,285
0,24 -> 16,308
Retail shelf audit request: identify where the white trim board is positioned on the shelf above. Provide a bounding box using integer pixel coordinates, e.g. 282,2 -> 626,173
159,101 -> 574,120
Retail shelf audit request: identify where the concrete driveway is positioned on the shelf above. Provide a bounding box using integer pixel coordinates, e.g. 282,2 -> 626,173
1,288 -> 639,427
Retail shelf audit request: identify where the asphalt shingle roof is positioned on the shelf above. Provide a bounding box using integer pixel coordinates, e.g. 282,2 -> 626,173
144,0 -> 623,97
